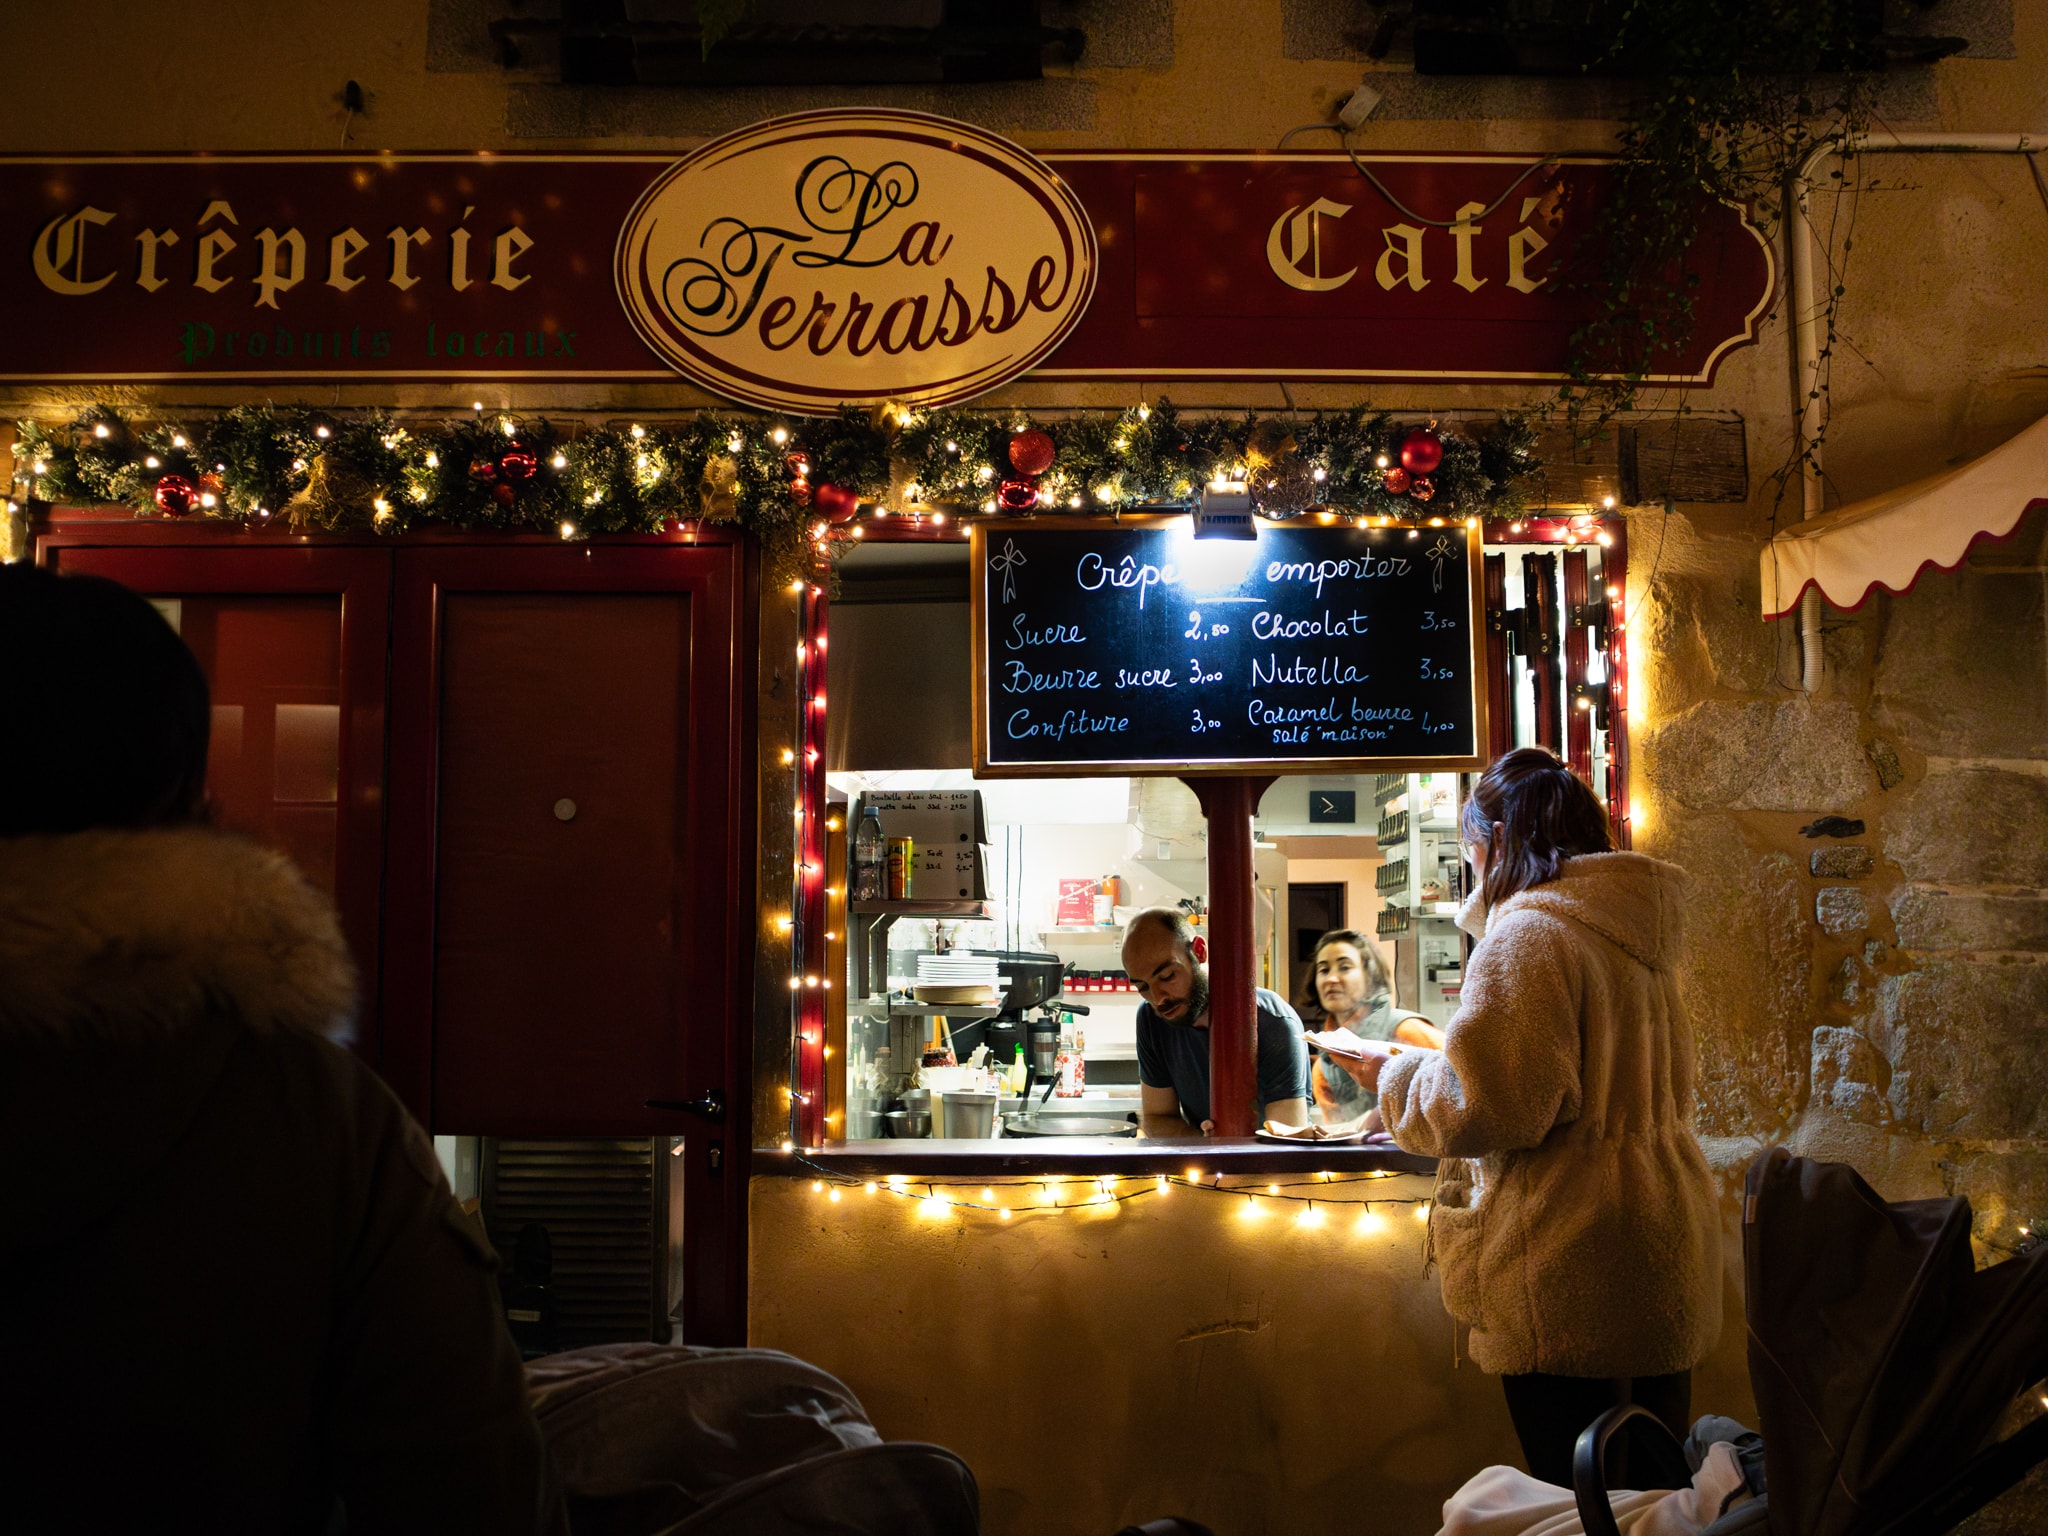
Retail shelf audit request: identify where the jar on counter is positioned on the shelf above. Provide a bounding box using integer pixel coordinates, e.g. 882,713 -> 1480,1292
1055,1029 -> 1085,1097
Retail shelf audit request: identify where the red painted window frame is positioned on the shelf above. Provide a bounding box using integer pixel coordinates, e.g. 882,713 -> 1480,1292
34,523 -> 398,1051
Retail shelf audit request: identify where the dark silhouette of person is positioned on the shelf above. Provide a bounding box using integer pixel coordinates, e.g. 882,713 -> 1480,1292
0,563 -> 565,1533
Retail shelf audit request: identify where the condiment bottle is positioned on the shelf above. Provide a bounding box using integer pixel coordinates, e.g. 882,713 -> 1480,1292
1055,1028 -> 1083,1097
853,807 -> 885,901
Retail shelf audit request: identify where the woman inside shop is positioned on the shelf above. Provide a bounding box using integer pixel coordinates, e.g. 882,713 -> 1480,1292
1329,747 -> 1720,1487
1301,930 -> 1440,1129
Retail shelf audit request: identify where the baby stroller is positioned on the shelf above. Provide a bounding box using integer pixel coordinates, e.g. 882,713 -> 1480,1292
1566,1149 -> 2048,1536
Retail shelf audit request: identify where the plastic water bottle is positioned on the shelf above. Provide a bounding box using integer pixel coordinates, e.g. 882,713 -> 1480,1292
854,806 -> 886,901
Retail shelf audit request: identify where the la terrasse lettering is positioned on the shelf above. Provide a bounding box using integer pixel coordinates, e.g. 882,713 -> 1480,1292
659,155 -> 1072,358
32,201 -> 559,363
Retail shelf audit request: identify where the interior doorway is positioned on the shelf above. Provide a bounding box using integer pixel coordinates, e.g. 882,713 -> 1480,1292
1286,880 -> 1347,1024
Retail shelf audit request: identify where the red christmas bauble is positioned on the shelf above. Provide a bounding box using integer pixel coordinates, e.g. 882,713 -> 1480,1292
1409,475 -> 1437,503
815,483 -> 860,524
469,457 -> 498,483
153,474 -> 196,517
790,478 -> 813,505
997,478 -> 1038,513
497,445 -> 538,482
491,482 -> 518,507
1382,466 -> 1413,494
1007,429 -> 1056,477
785,452 -> 811,478
1399,428 -> 1444,475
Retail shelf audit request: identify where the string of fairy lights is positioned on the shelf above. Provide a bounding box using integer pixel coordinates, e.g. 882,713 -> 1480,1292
786,1156 -> 1436,1229
787,584 -> 832,1147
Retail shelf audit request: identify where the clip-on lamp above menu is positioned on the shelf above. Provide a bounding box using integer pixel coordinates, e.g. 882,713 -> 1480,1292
1193,482 -> 1256,540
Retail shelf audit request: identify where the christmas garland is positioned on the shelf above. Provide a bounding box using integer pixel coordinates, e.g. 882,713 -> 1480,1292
12,401 -> 1539,584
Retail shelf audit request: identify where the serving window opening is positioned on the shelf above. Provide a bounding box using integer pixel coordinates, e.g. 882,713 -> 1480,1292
795,515 -> 1628,1149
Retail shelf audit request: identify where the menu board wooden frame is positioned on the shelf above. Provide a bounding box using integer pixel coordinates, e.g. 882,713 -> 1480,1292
969,515 -> 1488,778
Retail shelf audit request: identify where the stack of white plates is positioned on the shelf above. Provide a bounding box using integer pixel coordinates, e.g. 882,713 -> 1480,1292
913,951 -> 1001,1005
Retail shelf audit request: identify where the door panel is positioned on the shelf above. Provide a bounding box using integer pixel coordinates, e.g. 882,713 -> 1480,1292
432,593 -> 690,1129
382,542 -> 753,1345
35,540 -> 391,1059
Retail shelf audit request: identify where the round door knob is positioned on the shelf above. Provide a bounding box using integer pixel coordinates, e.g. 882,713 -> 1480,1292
553,798 -> 577,822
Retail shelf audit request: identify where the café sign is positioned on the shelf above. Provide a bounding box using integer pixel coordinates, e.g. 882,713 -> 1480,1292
0,128 -> 1774,402
614,110 -> 1098,412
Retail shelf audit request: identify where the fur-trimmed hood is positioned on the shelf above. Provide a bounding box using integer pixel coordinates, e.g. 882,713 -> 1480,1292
1,829 -> 359,1251
0,827 -> 357,1045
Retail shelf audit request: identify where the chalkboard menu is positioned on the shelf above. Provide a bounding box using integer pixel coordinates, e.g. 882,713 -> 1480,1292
970,518 -> 1487,776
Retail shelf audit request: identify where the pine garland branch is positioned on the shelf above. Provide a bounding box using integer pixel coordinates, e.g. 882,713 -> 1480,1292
11,400 -> 1547,586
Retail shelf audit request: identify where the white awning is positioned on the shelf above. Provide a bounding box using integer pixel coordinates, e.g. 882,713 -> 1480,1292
1762,412 -> 2048,619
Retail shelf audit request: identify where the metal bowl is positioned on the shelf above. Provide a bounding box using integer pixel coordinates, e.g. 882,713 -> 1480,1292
883,1110 -> 932,1138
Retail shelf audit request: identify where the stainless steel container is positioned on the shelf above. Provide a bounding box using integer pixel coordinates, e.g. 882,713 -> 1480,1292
1027,1018 -> 1061,1077
883,1110 -> 931,1137
845,1107 -> 885,1139
939,1090 -> 999,1139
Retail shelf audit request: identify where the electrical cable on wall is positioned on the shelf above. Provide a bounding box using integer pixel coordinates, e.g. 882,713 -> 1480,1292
1276,119 -> 1562,231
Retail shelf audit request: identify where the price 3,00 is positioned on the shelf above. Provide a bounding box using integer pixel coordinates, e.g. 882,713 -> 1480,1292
1190,710 -> 1222,733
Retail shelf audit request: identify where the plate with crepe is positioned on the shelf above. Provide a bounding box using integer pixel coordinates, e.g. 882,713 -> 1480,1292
1254,1115 -> 1389,1144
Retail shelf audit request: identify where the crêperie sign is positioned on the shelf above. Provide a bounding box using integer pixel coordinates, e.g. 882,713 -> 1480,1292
969,519 -> 1487,776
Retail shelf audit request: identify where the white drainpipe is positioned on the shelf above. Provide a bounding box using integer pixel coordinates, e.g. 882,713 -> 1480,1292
1786,132 -> 2045,692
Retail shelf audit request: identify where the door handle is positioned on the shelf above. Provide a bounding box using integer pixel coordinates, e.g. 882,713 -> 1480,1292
646,1089 -> 726,1121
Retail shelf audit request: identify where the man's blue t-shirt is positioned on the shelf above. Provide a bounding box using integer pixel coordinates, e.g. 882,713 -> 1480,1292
1136,987 -> 1310,1127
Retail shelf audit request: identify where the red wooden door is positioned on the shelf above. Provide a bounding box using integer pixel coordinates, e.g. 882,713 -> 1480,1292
381,541 -> 753,1343
35,535 -> 391,1061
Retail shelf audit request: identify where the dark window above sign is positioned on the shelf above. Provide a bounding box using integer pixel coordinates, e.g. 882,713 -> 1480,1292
1349,0 -> 1966,74
492,0 -> 1086,85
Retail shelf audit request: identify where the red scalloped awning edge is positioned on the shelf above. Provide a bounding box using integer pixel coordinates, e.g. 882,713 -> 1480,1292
1761,497 -> 2048,619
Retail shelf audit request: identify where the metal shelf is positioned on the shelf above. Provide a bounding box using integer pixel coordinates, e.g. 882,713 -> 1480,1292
861,1001 -> 1003,1018
847,899 -> 998,998
849,899 -> 997,918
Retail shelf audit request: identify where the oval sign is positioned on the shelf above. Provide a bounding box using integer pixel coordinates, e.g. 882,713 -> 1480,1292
615,109 -> 1098,415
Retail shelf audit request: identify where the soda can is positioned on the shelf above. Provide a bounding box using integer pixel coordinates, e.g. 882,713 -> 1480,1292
886,836 -> 914,899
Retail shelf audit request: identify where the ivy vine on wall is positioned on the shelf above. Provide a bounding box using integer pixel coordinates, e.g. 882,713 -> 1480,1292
1556,0 -> 1916,448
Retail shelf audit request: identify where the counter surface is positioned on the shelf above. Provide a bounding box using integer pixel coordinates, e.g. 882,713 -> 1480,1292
763,1137 -> 1437,1177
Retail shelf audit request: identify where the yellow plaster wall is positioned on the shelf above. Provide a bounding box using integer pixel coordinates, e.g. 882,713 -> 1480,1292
749,1171 -> 1755,1536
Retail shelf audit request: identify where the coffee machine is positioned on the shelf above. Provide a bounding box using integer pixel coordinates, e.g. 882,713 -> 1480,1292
951,949 -> 1067,1065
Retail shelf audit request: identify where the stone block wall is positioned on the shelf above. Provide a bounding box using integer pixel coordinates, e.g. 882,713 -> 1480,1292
1635,506 -> 2048,1255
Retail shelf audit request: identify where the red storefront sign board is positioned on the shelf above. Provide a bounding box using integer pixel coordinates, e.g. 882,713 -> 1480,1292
0,148 -> 1774,395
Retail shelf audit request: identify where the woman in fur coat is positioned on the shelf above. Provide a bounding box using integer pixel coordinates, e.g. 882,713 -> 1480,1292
0,564 -> 564,1533
1333,747 -> 1721,1487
